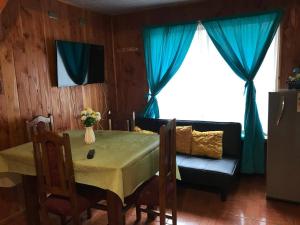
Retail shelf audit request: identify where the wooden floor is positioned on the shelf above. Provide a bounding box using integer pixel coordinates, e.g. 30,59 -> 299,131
4,176 -> 300,225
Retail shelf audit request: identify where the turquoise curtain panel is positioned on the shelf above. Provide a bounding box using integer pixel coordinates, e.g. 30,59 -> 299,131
203,11 -> 282,174
142,22 -> 197,118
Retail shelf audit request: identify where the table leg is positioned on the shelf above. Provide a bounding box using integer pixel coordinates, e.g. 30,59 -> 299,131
22,175 -> 40,225
106,190 -> 124,225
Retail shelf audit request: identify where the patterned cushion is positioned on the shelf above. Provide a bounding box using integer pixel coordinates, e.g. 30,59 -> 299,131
134,126 -> 156,134
176,126 -> 192,154
191,130 -> 223,159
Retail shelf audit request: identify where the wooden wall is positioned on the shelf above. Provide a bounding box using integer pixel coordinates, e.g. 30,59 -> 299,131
112,0 -> 300,115
0,0 -> 115,151
1,0 -> 300,222
0,0 -> 115,221
0,0 -> 7,13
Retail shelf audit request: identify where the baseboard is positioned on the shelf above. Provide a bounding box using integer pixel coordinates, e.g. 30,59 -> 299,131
0,208 -> 25,225
266,195 -> 300,204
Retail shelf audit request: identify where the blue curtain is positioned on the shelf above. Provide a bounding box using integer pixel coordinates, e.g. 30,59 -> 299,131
57,41 -> 90,85
143,23 -> 197,118
203,11 -> 282,174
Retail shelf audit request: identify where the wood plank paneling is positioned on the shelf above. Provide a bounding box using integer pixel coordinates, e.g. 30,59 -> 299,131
0,0 -> 23,150
112,0 -> 300,115
0,186 -> 24,224
279,2 -> 300,87
0,37 -> 23,147
1,0 -> 300,222
0,0 -> 114,221
0,0 -> 7,13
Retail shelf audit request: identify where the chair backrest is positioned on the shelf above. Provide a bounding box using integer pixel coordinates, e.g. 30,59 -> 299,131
107,110 -> 135,131
159,119 -> 176,221
32,131 -> 77,202
26,114 -> 54,141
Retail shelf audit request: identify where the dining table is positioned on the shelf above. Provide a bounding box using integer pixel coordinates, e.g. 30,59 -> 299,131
0,130 -> 160,225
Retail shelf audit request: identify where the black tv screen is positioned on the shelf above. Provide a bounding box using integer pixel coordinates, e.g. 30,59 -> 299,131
56,40 -> 104,87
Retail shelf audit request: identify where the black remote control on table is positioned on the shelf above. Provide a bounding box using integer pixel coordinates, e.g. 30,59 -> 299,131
87,149 -> 95,159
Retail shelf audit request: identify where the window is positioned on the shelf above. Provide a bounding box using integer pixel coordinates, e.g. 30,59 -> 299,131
157,24 -> 279,134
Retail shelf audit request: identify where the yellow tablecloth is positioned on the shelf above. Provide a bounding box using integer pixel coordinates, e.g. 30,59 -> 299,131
0,130 -> 160,202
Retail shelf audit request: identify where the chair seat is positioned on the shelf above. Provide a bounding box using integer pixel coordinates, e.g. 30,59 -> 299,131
176,154 -> 238,175
45,183 -> 106,216
136,176 -> 175,206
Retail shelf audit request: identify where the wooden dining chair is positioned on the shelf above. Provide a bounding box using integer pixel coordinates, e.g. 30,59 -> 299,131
107,110 -> 135,131
135,119 -> 177,225
26,114 -> 54,141
32,131 -> 106,225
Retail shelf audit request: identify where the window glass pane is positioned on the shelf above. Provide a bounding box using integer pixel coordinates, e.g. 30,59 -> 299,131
254,29 -> 279,133
157,24 -> 279,134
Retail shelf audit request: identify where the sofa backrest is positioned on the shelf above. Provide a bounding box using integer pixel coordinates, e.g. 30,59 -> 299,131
135,117 -> 242,159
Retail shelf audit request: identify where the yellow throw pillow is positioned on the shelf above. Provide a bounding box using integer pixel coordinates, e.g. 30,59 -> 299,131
176,126 -> 192,154
191,130 -> 223,159
134,126 -> 155,134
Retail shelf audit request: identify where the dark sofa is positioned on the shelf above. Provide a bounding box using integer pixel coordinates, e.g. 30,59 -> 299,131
135,117 -> 242,201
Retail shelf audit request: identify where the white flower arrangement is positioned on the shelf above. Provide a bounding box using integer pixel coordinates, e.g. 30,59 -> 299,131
80,107 -> 101,127
288,74 -> 300,82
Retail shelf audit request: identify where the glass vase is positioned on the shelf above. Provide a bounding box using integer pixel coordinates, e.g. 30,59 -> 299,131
85,126 -> 95,144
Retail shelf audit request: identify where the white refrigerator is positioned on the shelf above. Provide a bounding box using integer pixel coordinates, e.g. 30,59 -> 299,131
267,90 -> 300,203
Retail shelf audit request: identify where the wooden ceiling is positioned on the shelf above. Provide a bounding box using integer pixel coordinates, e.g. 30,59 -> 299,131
58,0 -> 202,15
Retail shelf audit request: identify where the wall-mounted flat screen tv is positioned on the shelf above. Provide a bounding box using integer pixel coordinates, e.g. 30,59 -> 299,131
56,40 -> 104,87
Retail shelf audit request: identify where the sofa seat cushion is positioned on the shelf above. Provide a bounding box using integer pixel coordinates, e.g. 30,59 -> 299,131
176,154 -> 238,176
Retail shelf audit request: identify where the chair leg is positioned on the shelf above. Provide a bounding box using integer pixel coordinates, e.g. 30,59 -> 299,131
40,206 -> 51,225
87,208 -> 92,219
72,214 -> 81,225
221,190 -> 227,201
160,212 -> 166,225
172,185 -> 177,225
172,202 -> 177,225
135,205 -> 141,222
59,215 -> 67,225
147,205 -> 157,221
122,212 -> 126,225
